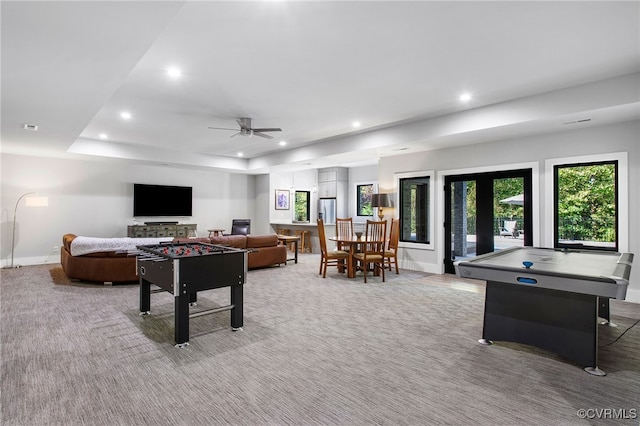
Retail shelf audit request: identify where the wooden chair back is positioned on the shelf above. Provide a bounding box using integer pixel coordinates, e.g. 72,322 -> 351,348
388,218 -> 400,250
317,218 -> 329,256
336,217 -> 354,239
364,220 -> 387,255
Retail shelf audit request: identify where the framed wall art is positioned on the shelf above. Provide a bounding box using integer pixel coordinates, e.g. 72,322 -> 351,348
275,189 -> 290,210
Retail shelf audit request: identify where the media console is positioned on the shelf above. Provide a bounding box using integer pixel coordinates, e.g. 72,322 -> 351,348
127,223 -> 197,238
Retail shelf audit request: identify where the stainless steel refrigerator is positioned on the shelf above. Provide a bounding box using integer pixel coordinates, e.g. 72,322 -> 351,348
318,198 -> 337,225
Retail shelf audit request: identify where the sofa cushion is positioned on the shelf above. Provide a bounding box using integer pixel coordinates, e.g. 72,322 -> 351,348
63,234 -> 126,258
209,235 -> 247,249
172,237 -> 211,244
246,234 -> 279,248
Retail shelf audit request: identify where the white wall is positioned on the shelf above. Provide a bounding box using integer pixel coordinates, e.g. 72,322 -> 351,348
254,174 -> 271,234
0,154 -> 256,266
268,169 -> 318,225
3,119 -> 638,301
379,120 -> 640,302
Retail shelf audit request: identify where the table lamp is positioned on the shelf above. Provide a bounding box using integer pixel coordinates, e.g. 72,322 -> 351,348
371,193 -> 391,220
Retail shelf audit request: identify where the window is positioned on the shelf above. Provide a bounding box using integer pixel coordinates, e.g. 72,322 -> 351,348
554,161 -> 617,251
399,176 -> 430,244
357,184 -> 374,216
294,190 -> 310,222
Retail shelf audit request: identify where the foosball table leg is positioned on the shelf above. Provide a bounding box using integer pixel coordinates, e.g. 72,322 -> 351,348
230,284 -> 243,331
140,278 -> 151,314
175,291 -> 190,347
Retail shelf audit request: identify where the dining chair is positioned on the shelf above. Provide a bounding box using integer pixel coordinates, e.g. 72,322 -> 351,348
230,219 -> 251,235
385,218 -> 400,274
353,220 -> 387,283
335,217 -> 354,251
317,218 -> 350,278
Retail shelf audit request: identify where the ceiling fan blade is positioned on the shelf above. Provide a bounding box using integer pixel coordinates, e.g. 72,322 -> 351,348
252,132 -> 274,139
230,132 -> 242,138
208,127 -> 238,131
251,128 -> 282,133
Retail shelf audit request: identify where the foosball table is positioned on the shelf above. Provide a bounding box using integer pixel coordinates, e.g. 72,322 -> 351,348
136,242 -> 247,347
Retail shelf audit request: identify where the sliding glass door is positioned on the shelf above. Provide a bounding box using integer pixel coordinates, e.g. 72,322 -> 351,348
444,169 -> 532,273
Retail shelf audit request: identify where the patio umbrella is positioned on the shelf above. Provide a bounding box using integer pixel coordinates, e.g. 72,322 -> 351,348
500,194 -> 524,205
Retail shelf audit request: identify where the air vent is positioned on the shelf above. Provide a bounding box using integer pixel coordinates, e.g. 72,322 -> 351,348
563,118 -> 592,125
22,123 -> 38,131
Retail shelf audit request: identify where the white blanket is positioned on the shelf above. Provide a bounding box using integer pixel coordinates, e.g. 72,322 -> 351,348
70,236 -> 173,256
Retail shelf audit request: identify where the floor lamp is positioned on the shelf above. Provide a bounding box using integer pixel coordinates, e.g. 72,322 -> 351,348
5,192 -> 48,269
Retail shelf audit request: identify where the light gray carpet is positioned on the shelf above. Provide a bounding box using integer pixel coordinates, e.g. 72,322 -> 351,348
1,254 -> 639,425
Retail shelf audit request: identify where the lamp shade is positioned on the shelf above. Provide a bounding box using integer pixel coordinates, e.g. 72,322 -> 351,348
25,196 -> 48,207
371,193 -> 391,208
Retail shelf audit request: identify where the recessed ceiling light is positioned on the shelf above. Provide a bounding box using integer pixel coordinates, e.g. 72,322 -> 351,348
120,112 -> 132,120
352,121 -> 361,128
167,66 -> 182,79
237,152 -> 244,157
279,140 -> 287,146
99,133 -> 108,139
459,93 -> 472,102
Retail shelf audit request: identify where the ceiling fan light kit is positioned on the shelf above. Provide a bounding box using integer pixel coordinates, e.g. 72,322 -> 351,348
208,118 -> 282,139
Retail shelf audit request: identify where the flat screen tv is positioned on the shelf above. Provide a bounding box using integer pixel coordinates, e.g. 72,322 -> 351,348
133,184 -> 192,217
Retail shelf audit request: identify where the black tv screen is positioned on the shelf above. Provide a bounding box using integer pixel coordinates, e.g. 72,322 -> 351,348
133,184 -> 192,217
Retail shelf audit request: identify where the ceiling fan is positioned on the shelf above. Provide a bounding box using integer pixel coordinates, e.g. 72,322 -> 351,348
208,117 -> 282,139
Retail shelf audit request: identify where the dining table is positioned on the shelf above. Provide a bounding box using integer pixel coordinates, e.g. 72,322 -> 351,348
328,235 -> 385,278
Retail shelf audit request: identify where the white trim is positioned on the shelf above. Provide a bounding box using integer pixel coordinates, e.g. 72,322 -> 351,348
543,152 -> 628,252
437,161 -> 540,274
398,258 -> 442,275
2,255 -> 60,268
394,170 -> 435,251
625,289 -> 640,304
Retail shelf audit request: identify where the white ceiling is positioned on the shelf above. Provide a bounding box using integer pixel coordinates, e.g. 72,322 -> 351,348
2,1 -> 639,173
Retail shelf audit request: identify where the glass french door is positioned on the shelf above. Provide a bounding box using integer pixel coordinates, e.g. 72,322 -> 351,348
444,169 -> 532,273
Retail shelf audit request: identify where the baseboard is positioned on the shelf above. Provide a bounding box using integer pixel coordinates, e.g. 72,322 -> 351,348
1,255 -> 59,268
398,259 -> 441,275
624,288 -> 640,304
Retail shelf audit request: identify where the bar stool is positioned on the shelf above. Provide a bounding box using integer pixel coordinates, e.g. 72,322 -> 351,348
295,230 -> 311,253
276,228 -> 290,237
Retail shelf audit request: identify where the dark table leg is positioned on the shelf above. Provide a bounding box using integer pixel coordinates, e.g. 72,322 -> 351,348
482,281 -> 601,374
140,278 -> 151,313
598,297 -> 616,326
294,240 -> 299,264
230,284 -> 243,331
175,292 -> 190,347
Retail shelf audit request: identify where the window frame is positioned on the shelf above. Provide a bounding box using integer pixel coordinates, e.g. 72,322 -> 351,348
293,190 -> 311,223
395,170 -> 435,251
545,152 -> 628,252
356,183 -> 375,218
553,160 -> 618,251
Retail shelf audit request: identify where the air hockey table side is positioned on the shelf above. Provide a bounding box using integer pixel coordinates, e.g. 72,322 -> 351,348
454,246 -> 634,375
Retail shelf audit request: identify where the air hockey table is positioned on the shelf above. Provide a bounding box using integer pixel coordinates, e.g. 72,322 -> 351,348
455,246 -> 633,375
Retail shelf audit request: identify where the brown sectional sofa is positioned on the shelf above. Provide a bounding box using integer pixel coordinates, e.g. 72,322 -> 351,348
61,233 -> 288,284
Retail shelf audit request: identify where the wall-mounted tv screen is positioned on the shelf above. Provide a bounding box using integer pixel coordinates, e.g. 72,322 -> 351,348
133,184 -> 192,217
